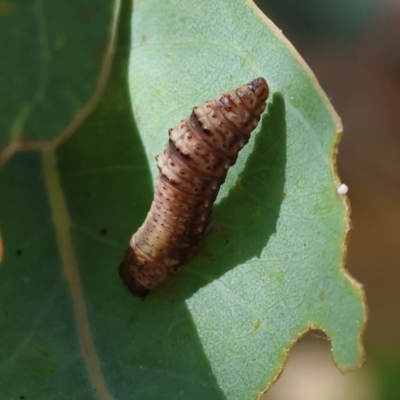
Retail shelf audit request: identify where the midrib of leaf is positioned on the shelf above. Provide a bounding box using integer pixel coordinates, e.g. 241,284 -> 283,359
42,150 -> 114,400
0,104 -> 31,165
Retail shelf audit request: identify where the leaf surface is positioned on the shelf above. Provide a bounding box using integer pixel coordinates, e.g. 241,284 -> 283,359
0,0 -> 366,399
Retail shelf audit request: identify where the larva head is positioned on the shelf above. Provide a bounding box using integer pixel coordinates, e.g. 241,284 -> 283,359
211,77 -> 269,143
231,77 -> 269,118
248,77 -> 269,102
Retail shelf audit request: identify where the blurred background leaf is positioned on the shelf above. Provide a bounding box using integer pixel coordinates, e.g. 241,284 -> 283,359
0,0 -> 118,162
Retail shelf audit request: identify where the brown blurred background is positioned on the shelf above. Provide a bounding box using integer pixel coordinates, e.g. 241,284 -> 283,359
253,0 -> 400,398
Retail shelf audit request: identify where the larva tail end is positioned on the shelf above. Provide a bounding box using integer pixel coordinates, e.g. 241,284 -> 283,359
248,77 -> 269,102
118,261 -> 150,300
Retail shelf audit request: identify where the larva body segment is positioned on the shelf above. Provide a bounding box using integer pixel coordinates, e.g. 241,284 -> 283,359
119,77 -> 269,298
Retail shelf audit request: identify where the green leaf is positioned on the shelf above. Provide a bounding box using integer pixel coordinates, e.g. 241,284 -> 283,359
0,0 -> 366,399
0,0 -> 118,162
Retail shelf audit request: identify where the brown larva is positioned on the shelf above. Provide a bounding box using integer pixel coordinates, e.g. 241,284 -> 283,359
119,77 -> 269,298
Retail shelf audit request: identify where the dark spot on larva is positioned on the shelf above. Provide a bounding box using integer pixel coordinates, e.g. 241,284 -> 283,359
16,249 -> 22,256
100,228 -> 108,236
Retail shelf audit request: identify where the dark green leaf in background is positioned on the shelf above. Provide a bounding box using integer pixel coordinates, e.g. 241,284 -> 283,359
0,0 -> 118,161
0,0 -> 366,399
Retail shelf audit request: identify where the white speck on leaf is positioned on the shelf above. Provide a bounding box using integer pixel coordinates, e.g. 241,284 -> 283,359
337,183 -> 348,195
